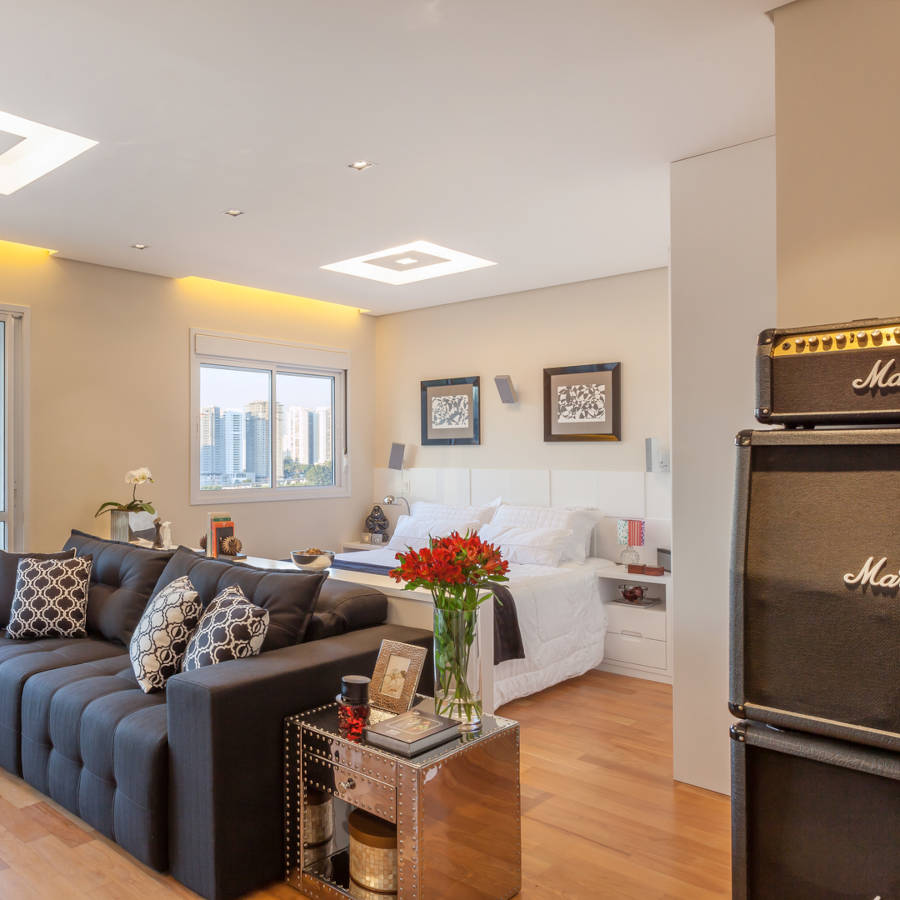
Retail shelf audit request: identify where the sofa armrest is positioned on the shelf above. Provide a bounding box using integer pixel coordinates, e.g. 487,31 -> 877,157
166,624 -> 432,900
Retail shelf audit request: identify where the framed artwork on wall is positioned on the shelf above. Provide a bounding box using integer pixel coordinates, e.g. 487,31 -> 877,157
420,376 -> 480,445
543,362 -> 621,442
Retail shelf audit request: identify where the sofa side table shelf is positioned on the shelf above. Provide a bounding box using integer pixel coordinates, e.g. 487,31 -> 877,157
595,563 -> 673,684
285,699 -> 521,899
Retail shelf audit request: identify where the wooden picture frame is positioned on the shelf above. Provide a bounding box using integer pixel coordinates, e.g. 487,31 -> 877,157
543,362 -> 621,442
420,376 -> 480,445
370,639 -> 428,713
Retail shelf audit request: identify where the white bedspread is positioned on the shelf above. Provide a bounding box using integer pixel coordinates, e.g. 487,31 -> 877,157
332,549 -> 608,708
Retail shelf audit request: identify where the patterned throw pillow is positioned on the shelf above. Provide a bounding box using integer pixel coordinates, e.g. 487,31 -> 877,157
182,585 -> 269,672
129,576 -> 201,693
7,556 -> 93,639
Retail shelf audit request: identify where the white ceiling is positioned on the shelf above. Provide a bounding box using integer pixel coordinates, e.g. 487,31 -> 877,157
0,1 -> 774,315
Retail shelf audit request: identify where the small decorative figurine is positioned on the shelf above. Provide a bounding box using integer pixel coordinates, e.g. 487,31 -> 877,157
220,535 -> 244,557
365,505 -> 389,537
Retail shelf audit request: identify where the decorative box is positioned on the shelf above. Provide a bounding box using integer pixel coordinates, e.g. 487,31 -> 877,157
349,808 -> 397,897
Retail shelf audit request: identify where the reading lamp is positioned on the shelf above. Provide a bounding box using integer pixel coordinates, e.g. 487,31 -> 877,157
383,495 -> 411,516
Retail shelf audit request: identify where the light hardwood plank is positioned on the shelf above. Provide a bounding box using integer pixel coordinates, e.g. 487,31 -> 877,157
0,670 -> 729,898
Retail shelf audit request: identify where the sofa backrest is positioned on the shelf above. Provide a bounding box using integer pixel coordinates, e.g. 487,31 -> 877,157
64,530 -> 174,645
152,548 -> 327,651
306,580 -> 389,641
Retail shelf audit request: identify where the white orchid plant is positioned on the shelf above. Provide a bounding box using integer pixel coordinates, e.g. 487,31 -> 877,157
95,467 -> 156,518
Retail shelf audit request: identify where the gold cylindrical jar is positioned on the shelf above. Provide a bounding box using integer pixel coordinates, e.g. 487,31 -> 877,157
348,808 -> 397,897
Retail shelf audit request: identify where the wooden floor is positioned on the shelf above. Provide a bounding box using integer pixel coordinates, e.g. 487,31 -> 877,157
0,671 -> 730,899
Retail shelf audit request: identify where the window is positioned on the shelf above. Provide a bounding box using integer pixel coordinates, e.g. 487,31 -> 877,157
191,331 -> 348,503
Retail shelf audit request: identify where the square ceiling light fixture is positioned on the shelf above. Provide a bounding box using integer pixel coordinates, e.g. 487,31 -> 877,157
0,110 -> 98,196
322,240 -> 496,285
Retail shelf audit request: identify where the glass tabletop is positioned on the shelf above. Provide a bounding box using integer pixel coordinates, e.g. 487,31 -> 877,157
296,696 -> 518,769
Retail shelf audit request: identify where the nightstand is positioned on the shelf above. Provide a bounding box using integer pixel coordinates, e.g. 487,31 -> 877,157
340,541 -> 384,553
596,563 -> 673,684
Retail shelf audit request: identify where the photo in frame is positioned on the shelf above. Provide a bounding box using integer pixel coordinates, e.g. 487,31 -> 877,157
543,362 -> 621,442
370,639 -> 428,713
420,376 -> 480,445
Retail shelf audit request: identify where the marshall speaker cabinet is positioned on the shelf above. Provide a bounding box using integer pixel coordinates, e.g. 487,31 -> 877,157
731,428 -> 900,751
731,721 -> 900,900
756,316 -> 900,426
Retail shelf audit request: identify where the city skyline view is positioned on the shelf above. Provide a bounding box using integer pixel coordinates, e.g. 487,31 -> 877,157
200,365 -> 335,490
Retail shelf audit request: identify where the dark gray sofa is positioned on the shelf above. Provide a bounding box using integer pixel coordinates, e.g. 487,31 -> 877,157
0,532 -> 431,900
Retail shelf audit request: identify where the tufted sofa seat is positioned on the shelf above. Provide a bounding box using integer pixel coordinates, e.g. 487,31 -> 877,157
19,651 -> 169,869
0,533 -> 432,900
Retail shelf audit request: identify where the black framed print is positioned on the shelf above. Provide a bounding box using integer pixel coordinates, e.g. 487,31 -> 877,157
543,362 -> 621,442
420,377 -> 480,445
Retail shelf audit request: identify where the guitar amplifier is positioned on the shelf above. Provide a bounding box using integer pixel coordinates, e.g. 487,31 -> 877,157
731,721 -> 900,900
756,316 -> 900,426
731,428 -> 900,751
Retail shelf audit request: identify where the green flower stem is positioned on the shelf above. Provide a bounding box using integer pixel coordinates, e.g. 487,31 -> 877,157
433,600 -> 482,726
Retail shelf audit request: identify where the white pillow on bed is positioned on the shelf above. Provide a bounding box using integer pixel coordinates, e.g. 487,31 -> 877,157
410,497 -> 501,526
387,514 -> 482,552
489,505 -> 594,563
479,523 -> 573,567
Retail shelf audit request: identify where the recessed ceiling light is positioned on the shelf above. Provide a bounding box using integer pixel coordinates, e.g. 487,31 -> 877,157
224,208 -> 244,217
131,243 -> 148,250
0,110 -> 97,196
348,160 -> 375,172
322,240 -> 496,285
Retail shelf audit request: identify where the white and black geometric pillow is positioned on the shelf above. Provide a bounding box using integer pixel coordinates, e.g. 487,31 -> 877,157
182,585 -> 269,673
7,556 -> 93,639
129,576 -> 201,693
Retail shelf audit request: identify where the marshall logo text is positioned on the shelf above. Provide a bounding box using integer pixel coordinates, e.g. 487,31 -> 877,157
844,556 -> 900,589
852,359 -> 900,392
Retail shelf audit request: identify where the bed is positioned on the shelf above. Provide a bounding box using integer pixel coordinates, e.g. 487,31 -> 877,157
329,545 -> 609,710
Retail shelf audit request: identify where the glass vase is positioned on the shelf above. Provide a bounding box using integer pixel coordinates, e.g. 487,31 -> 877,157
432,607 -> 482,731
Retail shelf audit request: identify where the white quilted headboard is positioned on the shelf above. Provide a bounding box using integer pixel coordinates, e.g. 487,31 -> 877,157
373,465 -> 671,564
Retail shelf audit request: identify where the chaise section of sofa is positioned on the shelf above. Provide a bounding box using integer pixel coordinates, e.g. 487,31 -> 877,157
168,624 -> 433,900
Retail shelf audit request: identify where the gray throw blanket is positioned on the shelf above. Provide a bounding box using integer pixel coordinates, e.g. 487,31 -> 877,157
330,557 -> 525,664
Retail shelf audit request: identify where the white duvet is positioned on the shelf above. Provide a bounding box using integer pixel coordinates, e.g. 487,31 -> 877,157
332,549 -> 608,709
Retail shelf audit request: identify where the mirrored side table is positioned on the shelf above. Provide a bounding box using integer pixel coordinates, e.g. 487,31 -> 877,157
284,698 -> 521,899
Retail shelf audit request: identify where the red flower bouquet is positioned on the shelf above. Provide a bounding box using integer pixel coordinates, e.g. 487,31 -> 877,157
391,532 -> 509,729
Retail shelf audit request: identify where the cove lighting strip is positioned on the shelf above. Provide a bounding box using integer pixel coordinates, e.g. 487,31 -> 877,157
0,110 -> 98,196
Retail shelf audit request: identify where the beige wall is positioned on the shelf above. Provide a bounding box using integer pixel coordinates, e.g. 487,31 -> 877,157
373,268 -> 670,473
0,243 -> 375,556
775,0 -> 900,325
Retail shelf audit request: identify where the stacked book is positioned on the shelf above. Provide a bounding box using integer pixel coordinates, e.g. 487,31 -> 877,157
207,512 -> 234,559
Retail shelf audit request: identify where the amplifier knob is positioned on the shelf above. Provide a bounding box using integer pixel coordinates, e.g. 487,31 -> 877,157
835,333 -> 846,344
894,327 -> 900,339
822,335 -> 833,347
795,338 -> 806,349
808,335 -> 819,347
856,331 -> 867,343
872,329 -> 883,342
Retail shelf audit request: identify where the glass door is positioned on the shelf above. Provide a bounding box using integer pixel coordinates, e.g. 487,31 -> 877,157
0,311 -> 24,551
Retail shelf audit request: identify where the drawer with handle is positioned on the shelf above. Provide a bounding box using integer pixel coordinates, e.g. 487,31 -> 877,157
606,602 -> 666,641
302,750 -> 396,822
605,631 -> 667,669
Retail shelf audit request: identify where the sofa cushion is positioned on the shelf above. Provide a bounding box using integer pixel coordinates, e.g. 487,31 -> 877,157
183,585 -> 269,672
129,576 -> 201,693
0,634 -> 125,775
20,655 -> 169,870
0,548 -> 76,627
306,580 -> 389,641
63,530 -> 174,646
152,548 -> 326,650
7,556 -> 93,640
